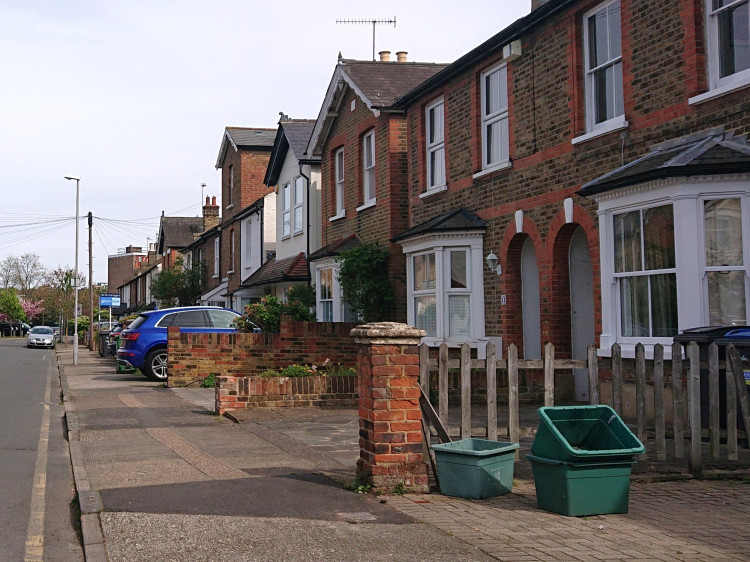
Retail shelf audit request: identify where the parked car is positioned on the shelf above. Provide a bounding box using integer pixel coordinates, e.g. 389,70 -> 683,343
50,326 -> 61,341
116,306 -> 257,381
0,321 -> 29,337
106,326 -> 123,356
27,326 -> 56,349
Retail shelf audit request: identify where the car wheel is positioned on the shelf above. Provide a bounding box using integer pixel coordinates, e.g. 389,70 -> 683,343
144,348 -> 168,381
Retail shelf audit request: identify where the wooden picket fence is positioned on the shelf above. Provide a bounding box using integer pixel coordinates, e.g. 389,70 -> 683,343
418,340 -> 750,475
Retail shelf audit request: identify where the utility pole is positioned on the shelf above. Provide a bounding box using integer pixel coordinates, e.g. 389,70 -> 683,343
88,211 -> 94,351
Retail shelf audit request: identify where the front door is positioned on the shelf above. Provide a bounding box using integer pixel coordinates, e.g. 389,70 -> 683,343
521,238 -> 541,360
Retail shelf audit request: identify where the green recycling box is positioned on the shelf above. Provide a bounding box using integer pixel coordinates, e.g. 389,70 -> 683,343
531,405 -> 645,462
528,455 -> 635,516
529,405 -> 644,516
431,438 -> 519,500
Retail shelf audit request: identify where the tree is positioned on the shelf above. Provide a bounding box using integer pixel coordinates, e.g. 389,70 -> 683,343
336,243 -> 394,322
0,256 -> 18,289
19,297 -> 44,324
0,289 -> 26,322
13,253 -> 46,290
150,257 -> 204,307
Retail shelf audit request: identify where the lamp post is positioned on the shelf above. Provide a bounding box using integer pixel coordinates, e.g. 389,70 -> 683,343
65,175 -> 80,366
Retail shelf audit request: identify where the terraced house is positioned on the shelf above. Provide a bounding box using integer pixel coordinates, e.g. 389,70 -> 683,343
383,0 -> 750,401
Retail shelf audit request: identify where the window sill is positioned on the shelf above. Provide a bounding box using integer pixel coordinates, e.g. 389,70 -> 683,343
212,275 -> 219,279
356,199 -> 377,213
226,204 -> 234,210
420,184 -> 448,199
571,118 -> 628,145
329,211 -> 345,223
472,161 -> 512,180
293,230 -> 304,236
689,77 -> 750,105
227,270 -> 235,274
281,234 -> 291,241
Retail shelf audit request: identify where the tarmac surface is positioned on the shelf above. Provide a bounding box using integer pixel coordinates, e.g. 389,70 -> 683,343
59,347 -> 750,561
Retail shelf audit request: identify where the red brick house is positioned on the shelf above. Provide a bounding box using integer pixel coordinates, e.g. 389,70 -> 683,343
306,52 -> 447,322
391,0 -> 750,401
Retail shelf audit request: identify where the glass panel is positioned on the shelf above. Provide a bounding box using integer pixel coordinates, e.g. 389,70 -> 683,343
593,67 -> 609,124
450,251 -> 467,289
174,311 -> 207,328
415,296 -> 437,337
413,254 -> 436,290
431,103 -> 444,143
484,71 -> 498,115
589,6 -> 609,67
294,207 -> 303,232
294,177 -> 304,204
708,271 -> 747,325
319,301 -> 333,322
449,295 -> 471,338
718,1 -> 750,78
620,276 -> 649,337
207,310 -> 240,328
608,1 -> 622,58
336,150 -> 344,181
430,146 -> 445,187
486,118 -> 507,164
705,199 -> 743,266
614,211 -> 642,273
644,205 -> 675,270
282,211 -> 290,237
320,269 -> 332,300
364,134 -> 374,167
650,274 -> 678,337
497,66 -> 508,111
283,184 -> 291,210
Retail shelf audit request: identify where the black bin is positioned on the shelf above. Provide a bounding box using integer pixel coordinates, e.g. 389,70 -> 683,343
674,326 -> 750,429
98,332 -> 111,357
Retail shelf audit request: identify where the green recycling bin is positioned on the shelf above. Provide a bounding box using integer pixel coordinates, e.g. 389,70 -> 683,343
529,405 -> 644,516
431,438 -> 519,500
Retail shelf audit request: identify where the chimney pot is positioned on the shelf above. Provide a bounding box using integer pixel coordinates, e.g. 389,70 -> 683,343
205,196 -> 210,205
378,50 -> 391,62
212,196 -> 217,205
396,51 -> 407,62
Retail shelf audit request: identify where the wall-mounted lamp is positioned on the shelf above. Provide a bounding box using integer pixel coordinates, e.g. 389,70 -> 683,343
486,251 -> 502,275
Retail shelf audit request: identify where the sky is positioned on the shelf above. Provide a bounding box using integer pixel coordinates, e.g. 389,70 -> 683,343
0,0 -> 530,285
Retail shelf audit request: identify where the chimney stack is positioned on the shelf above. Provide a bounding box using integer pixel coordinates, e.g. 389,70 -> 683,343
396,51 -> 407,62
378,50 -> 391,62
203,195 -> 220,232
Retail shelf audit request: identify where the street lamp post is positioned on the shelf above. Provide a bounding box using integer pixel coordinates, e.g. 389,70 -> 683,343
65,175 -> 81,366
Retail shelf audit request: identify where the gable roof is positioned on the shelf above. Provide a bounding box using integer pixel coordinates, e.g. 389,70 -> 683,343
240,253 -> 309,288
579,128 -> 750,197
307,58 -> 447,158
264,119 -> 318,187
391,208 -> 487,242
157,216 -> 204,254
215,126 -> 277,169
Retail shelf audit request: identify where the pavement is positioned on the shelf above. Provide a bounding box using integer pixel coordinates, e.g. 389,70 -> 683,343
58,346 -> 750,561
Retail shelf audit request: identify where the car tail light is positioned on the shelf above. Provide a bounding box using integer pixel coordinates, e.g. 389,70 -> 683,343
121,332 -> 140,341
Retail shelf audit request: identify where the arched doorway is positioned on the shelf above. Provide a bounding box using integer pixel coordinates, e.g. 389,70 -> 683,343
569,227 -> 595,401
521,237 -> 541,360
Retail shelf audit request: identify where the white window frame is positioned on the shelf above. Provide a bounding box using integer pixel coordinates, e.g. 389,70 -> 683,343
705,0 -> 750,91
425,97 -> 446,194
401,233 -> 486,346
596,175 -> 750,358
479,62 -> 510,174
331,148 -> 345,220
281,182 -> 291,238
293,176 -> 304,234
228,164 -> 234,208
582,0 -> 625,135
314,259 -> 356,322
228,228 -> 235,273
213,237 -> 220,278
361,130 -> 376,208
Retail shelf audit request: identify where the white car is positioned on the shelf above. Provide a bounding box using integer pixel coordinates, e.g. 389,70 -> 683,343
27,326 -> 56,349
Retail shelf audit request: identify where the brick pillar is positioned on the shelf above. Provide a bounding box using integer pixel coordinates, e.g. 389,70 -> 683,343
351,322 -> 427,493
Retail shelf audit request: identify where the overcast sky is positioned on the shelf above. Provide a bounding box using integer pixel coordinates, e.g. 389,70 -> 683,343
0,1 -> 530,284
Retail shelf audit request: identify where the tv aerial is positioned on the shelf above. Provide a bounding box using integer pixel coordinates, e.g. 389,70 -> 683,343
336,17 -> 397,61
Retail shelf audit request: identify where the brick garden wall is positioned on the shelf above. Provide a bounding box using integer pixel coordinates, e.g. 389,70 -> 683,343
167,316 -> 359,387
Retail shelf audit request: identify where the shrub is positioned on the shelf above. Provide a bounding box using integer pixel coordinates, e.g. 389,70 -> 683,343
234,285 -> 315,333
336,243 -> 394,322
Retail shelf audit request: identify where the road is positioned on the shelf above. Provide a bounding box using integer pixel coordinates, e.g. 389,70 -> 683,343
0,339 -> 83,561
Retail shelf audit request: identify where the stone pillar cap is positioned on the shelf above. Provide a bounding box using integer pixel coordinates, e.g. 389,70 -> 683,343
350,322 -> 426,343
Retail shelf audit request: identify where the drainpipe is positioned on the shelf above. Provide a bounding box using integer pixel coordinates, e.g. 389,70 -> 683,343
299,162 -> 312,287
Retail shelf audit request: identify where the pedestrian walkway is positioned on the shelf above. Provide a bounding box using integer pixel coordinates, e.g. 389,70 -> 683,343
59,347 -> 750,561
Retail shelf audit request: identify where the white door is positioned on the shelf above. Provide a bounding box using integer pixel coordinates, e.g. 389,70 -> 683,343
570,227 -> 595,401
521,238 -> 541,360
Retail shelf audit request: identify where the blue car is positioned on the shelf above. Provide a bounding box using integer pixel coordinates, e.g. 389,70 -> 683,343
116,306 -> 256,381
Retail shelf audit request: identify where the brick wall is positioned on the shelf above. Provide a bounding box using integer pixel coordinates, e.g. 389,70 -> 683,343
167,316 -> 359,387
402,0 -> 750,359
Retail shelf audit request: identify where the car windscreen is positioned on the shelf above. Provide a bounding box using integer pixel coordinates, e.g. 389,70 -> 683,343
30,327 -> 53,334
